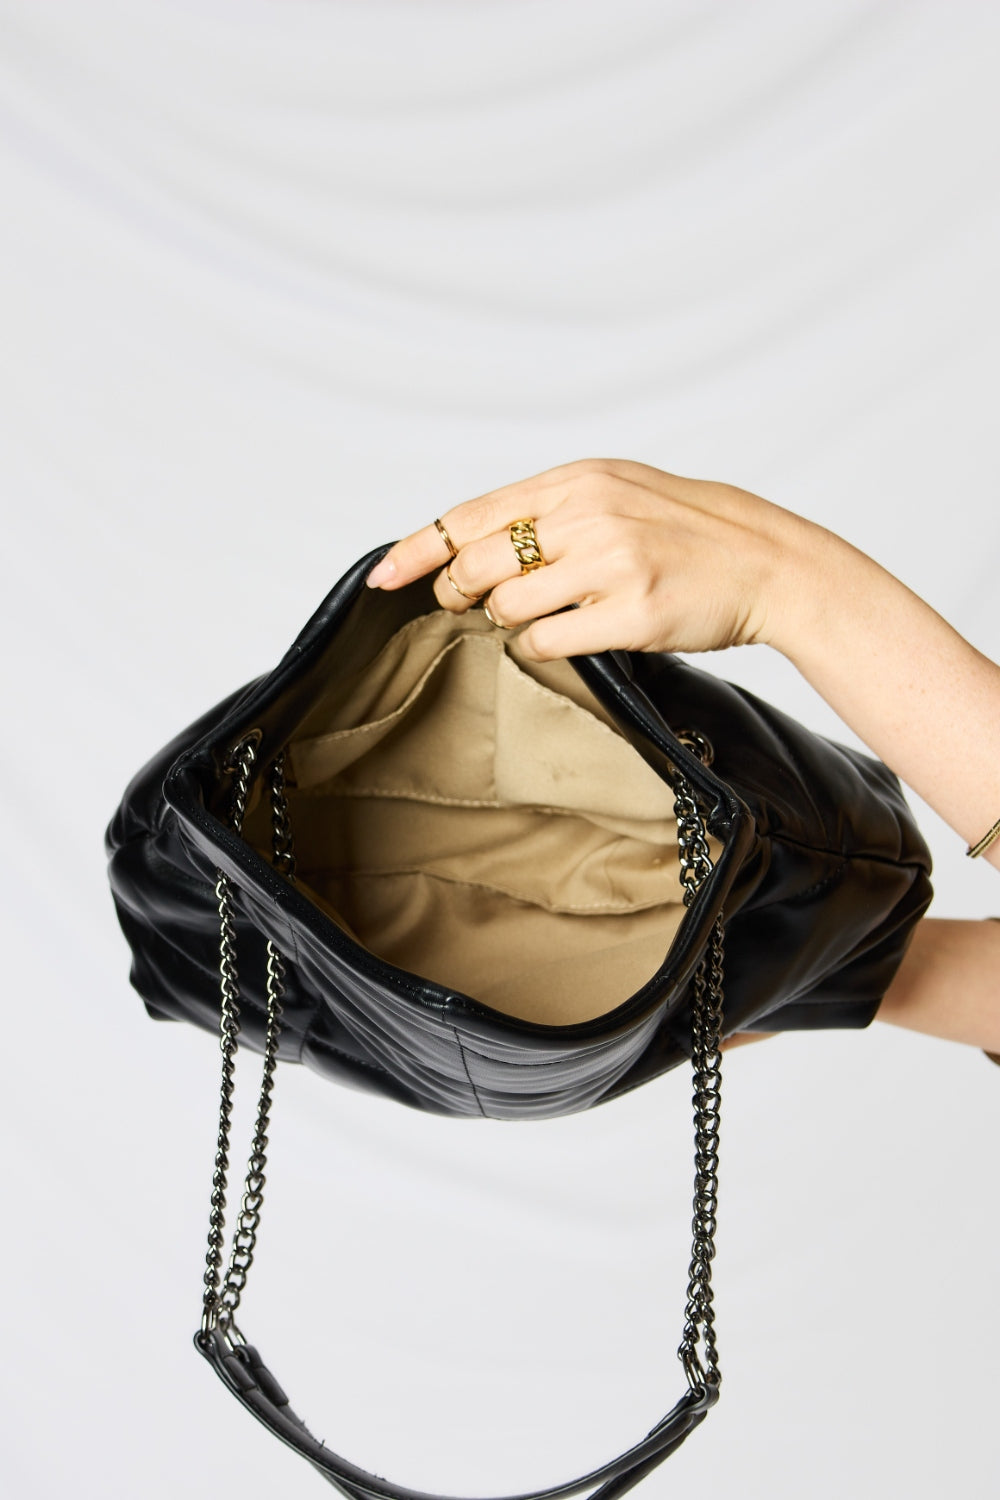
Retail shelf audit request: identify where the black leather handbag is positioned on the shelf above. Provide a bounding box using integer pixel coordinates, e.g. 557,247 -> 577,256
106,546 -> 933,1500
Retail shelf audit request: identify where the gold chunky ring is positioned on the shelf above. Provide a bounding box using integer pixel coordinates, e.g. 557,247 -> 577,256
509,517 -> 547,573
445,563 -> 481,602
433,517 -> 458,560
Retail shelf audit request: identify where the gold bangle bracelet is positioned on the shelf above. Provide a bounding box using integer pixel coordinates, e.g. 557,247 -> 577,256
966,815 -> 1000,859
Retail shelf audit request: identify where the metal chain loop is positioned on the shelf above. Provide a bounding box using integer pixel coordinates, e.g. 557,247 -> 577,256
677,916 -> 724,1392
672,737 -> 725,1397
202,738 -> 295,1340
673,734 -> 715,908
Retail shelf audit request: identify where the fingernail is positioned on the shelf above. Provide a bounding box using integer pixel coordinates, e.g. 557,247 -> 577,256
366,558 -> 396,588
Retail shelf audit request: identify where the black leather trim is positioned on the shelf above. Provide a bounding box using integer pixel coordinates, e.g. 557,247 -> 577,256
196,1328 -> 715,1500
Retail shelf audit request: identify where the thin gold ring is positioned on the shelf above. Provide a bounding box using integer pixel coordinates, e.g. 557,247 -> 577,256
445,563 -> 481,602
483,600 -> 512,630
509,517 -> 547,573
433,517 -> 458,560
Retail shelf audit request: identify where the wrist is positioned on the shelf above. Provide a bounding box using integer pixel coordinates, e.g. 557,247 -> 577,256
754,510 -> 860,663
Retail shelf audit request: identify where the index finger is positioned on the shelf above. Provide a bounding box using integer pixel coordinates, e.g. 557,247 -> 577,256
365,519 -> 454,590
365,461 -> 594,590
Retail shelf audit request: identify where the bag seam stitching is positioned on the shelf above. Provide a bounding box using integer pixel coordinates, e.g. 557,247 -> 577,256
451,1027 -> 487,1116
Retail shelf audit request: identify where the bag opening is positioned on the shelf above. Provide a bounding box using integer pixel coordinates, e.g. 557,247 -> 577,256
244,609 -> 691,1026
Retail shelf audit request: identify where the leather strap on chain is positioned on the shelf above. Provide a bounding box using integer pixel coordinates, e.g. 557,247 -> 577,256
195,731 -> 725,1500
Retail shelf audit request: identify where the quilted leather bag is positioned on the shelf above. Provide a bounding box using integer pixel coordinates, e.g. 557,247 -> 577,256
106,546 -> 933,1499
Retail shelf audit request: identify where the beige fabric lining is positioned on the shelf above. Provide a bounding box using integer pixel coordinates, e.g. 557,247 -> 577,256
251,610 -> 692,1026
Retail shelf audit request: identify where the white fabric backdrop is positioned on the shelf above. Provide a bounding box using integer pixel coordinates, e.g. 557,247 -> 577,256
1,2 -> 998,1496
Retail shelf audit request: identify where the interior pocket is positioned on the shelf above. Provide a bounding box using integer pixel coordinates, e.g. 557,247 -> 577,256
251,610 -> 691,1026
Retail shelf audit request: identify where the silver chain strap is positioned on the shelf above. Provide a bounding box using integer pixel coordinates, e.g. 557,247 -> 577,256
673,732 -> 724,1395
201,727 -> 723,1402
202,736 -> 295,1341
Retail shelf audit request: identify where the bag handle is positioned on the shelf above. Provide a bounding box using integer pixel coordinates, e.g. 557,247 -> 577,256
195,732 -> 725,1500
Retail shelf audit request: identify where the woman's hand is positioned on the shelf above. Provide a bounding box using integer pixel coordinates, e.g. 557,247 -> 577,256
368,456 -> 1000,877
366,457 -> 819,661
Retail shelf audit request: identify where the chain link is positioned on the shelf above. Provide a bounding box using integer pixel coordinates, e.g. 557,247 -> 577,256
202,739 -> 295,1340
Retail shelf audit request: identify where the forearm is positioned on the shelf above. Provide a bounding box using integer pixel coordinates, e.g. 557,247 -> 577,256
768,521 -> 1000,871
876,918 -> 1000,1051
